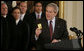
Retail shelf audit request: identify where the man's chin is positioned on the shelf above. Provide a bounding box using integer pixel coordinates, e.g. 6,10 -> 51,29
46,18 -> 51,20
37,11 -> 41,13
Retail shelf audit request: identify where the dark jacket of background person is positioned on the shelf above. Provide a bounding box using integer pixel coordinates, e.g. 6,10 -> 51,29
28,12 -> 45,49
8,16 -> 30,50
1,15 -> 12,50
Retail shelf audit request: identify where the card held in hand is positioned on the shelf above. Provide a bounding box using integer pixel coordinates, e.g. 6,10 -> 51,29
38,23 -> 42,29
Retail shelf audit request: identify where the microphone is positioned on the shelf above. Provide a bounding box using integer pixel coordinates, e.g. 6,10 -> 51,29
70,27 -> 83,48
70,27 -> 77,31
78,30 -> 83,34
70,27 -> 79,34
70,27 -> 80,37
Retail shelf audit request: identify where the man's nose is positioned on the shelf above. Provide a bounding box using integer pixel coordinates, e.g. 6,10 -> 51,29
47,12 -> 50,15
22,7 -> 25,9
3,8 -> 6,11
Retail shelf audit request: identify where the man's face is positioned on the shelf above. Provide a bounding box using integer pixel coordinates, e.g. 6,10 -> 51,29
12,9 -> 21,20
20,2 -> 27,14
46,6 -> 57,20
1,4 -> 8,16
35,2 -> 42,13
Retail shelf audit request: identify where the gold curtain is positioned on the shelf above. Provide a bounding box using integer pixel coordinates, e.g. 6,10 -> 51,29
59,1 -> 64,19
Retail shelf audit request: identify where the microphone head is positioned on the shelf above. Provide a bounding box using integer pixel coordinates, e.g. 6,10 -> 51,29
73,27 -> 77,30
70,27 -> 77,31
70,27 -> 81,37
70,27 -> 74,31
70,27 -> 79,34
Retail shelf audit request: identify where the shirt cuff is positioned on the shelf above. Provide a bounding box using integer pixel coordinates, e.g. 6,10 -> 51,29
35,35 -> 39,40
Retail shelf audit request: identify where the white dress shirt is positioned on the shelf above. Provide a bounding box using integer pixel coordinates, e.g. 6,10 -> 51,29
35,12 -> 42,19
48,17 -> 56,33
20,13 -> 25,21
16,18 -> 20,25
3,15 -> 7,18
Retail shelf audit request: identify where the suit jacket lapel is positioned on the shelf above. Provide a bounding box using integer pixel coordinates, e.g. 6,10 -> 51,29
23,14 -> 25,22
23,13 -> 29,22
53,17 -> 59,36
45,19 -> 50,32
34,12 -> 36,20
44,19 -> 50,38
41,13 -> 43,19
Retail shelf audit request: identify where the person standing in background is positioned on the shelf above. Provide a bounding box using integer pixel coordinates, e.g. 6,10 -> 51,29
28,1 -> 46,49
1,3 -> 11,50
19,1 -> 29,23
9,7 -> 30,50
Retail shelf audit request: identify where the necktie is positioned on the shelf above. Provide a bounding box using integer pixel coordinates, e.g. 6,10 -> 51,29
49,21 -> 53,40
38,14 -> 40,19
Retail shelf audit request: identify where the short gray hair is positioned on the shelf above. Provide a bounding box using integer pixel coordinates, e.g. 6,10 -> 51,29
46,3 -> 59,14
1,2 -> 8,8
20,1 -> 27,4
1,2 -> 6,5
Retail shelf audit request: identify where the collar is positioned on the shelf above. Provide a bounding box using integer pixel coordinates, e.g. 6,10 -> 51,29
48,17 -> 56,24
20,13 -> 26,21
2,15 -> 7,18
16,18 -> 20,25
35,12 -> 42,16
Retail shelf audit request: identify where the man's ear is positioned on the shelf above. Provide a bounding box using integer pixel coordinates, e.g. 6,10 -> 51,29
55,12 -> 57,16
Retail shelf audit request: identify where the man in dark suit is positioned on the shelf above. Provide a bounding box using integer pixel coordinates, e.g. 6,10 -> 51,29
1,3 -> 11,50
28,1 -> 45,49
19,1 -> 29,23
28,1 -> 45,29
34,3 -> 69,50
19,2 -> 31,50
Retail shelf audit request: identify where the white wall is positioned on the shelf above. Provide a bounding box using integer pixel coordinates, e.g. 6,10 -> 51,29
64,1 -> 83,35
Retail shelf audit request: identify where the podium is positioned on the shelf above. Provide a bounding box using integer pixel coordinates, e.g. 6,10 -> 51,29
44,39 -> 82,50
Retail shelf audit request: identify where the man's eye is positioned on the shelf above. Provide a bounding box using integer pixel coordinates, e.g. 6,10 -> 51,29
48,11 -> 52,13
50,11 -> 52,13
